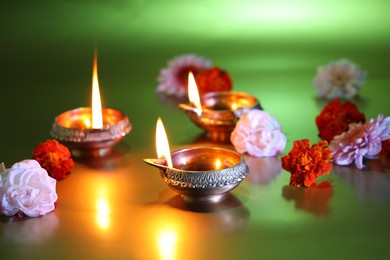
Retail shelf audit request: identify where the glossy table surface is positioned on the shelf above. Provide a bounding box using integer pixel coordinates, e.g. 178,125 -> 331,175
1,1 -> 390,259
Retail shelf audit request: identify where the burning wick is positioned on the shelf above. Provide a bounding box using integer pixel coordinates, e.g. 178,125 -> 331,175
156,117 -> 173,168
92,50 -> 103,129
188,72 -> 202,117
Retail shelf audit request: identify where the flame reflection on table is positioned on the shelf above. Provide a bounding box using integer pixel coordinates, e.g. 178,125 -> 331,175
96,186 -> 111,230
157,227 -> 178,260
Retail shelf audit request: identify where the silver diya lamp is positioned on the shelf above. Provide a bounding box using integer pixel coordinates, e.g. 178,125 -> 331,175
50,107 -> 131,158
179,91 -> 262,133
50,50 -> 132,158
144,146 -> 249,202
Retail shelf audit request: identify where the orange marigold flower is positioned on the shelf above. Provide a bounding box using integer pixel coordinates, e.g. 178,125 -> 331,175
195,67 -> 232,95
32,140 -> 74,180
281,139 -> 333,187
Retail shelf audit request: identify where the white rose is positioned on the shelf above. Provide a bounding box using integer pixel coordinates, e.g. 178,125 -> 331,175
231,110 -> 286,157
0,160 -> 58,217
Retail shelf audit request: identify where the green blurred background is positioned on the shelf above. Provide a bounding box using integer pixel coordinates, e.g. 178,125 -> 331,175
1,1 -> 390,259
1,0 -> 389,165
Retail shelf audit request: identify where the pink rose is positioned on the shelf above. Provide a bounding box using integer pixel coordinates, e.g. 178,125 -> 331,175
0,160 -> 58,217
231,110 -> 286,157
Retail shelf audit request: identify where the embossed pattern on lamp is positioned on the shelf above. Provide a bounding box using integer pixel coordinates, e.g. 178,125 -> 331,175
143,118 -> 249,202
179,72 -> 262,133
50,52 -> 131,158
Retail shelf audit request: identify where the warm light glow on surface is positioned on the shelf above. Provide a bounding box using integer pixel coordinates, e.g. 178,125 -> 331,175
92,50 -> 103,129
156,117 -> 173,168
188,72 -> 202,116
215,159 -> 222,169
157,229 -> 178,260
231,103 -> 238,110
96,188 -> 110,230
81,115 -> 91,129
180,158 -> 187,166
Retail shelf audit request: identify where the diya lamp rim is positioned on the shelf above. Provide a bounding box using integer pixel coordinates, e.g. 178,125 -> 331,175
50,106 -> 132,143
143,146 -> 249,191
202,91 -> 259,100
181,91 -> 260,111
55,106 -> 128,120
144,146 -> 247,173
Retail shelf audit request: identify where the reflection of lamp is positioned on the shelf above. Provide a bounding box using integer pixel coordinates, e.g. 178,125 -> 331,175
169,193 -> 243,213
148,190 -> 249,230
141,194 -> 249,259
282,181 -> 333,216
96,187 -> 110,230
157,228 -> 178,260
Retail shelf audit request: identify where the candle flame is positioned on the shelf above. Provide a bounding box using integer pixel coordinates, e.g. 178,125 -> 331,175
92,50 -> 103,129
156,117 -> 173,168
231,103 -> 238,110
188,72 -> 202,116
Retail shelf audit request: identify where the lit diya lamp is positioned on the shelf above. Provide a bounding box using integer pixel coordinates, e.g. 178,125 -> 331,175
50,51 -> 131,157
179,72 -> 262,133
143,118 -> 249,202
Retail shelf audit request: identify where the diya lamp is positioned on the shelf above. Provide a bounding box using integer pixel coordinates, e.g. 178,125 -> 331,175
143,118 -> 249,202
50,52 -> 131,158
179,72 -> 262,133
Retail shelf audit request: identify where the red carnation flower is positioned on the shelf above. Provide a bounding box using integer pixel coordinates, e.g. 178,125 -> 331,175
195,67 -> 233,95
316,98 -> 365,142
380,139 -> 390,157
33,140 -> 74,180
281,139 -> 333,188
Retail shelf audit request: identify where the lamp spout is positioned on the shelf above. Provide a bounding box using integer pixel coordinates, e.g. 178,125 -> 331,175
178,103 -> 198,112
178,103 -> 202,117
143,159 -> 169,172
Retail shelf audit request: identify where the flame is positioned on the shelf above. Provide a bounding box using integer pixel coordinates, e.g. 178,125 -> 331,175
187,72 -> 202,116
156,117 -> 173,168
231,103 -> 238,110
91,50 -> 103,129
